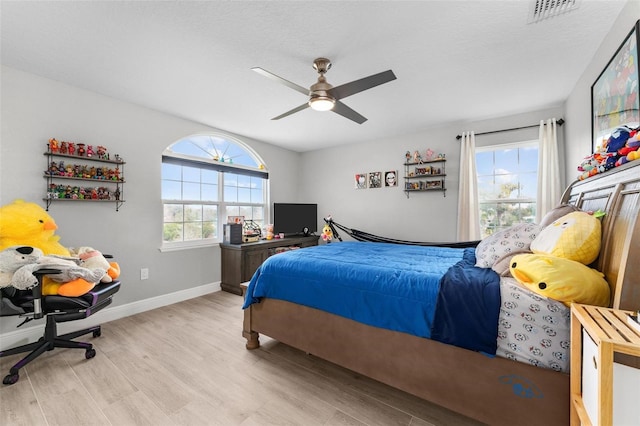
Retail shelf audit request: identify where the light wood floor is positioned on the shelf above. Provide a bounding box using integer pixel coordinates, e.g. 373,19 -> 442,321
0,291 -> 484,426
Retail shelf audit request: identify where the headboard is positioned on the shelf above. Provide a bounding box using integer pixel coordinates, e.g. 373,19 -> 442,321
561,160 -> 640,311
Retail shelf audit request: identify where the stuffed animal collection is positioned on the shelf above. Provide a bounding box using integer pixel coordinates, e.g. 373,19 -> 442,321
0,200 -> 121,315
577,125 -> 640,181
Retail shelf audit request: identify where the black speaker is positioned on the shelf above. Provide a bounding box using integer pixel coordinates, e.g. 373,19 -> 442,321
223,224 -> 243,244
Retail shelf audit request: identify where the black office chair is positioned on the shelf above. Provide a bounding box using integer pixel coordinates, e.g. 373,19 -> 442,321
0,267 -> 120,385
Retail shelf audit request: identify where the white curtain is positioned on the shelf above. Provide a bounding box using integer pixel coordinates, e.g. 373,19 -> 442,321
457,131 -> 481,241
536,118 -> 562,223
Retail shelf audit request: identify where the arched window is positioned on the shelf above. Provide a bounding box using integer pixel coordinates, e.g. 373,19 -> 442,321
161,134 -> 268,249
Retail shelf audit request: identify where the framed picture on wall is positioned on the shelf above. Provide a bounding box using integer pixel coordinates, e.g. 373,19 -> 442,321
368,172 -> 382,188
384,170 -> 398,187
354,173 -> 367,189
591,19 -> 639,152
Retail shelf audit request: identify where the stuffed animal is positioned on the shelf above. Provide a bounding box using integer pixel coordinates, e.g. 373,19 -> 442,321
509,254 -> 610,307
0,245 -> 106,300
0,246 -> 44,289
0,200 -> 70,256
70,247 -> 120,283
321,223 -> 333,243
530,211 -> 601,265
510,211 -> 609,307
0,200 -> 115,297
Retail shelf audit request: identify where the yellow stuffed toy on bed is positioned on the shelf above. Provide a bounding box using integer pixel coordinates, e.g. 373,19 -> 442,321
511,210 -> 610,306
530,211 -> 601,265
509,254 -> 610,306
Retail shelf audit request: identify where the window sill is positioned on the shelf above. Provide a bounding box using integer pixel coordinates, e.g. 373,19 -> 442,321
160,240 -> 220,252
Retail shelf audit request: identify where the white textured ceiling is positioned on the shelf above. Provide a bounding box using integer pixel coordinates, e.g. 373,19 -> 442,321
0,1 -> 629,152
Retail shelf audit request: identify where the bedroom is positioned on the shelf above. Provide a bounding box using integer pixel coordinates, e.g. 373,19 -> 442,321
1,1 -> 639,424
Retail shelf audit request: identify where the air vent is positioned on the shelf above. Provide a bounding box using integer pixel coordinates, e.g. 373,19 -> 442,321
528,0 -> 580,23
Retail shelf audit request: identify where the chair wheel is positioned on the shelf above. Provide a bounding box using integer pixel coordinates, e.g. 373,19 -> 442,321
85,348 -> 96,359
93,329 -> 101,338
3,373 -> 19,385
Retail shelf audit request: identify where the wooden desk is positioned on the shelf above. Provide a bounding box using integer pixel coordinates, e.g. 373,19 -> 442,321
570,304 -> 640,425
220,235 -> 319,295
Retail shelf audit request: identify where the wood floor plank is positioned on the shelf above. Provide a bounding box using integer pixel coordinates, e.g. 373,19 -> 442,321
0,376 -> 47,426
0,290 -> 485,425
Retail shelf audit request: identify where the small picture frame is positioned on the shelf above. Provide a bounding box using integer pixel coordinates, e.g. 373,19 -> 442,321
384,170 -> 398,187
426,180 -> 442,189
355,173 -> 367,189
368,172 -> 382,188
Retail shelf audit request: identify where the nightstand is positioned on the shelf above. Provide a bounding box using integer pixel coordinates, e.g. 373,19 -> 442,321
570,304 -> 640,425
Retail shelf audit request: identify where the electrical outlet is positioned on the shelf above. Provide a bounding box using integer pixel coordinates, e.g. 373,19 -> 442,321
140,268 -> 149,280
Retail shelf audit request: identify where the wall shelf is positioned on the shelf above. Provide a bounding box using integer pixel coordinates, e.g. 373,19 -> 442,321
403,158 -> 446,198
43,150 -> 125,211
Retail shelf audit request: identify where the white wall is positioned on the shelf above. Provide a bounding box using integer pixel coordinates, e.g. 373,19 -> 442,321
300,108 -> 563,243
564,1 -> 640,184
0,66 -> 300,336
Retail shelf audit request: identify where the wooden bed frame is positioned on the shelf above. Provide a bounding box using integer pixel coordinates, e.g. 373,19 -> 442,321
243,161 -> 640,426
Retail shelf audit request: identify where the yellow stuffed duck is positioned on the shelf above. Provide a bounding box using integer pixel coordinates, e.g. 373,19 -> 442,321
0,200 -> 105,296
0,199 -> 70,256
321,223 -> 333,243
510,211 -> 610,307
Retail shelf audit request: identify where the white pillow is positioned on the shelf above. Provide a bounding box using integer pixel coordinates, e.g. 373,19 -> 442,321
475,223 -> 540,268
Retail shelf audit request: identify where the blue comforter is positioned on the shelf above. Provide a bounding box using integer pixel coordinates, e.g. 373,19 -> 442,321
242,241 -> 501,353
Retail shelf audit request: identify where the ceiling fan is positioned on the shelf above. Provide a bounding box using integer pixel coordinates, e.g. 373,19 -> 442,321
252,58 -> 396,124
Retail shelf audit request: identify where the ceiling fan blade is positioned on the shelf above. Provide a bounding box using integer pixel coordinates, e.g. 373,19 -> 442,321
252,67 -> 309,96
328,70 -> 397,100
332,101 -> 367,124
272,103 -> 310,120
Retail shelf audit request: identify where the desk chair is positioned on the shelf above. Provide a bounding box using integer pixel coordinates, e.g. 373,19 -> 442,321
0,268 -> 120,385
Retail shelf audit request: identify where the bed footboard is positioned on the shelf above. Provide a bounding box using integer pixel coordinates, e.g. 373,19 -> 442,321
244,298 -> 569,426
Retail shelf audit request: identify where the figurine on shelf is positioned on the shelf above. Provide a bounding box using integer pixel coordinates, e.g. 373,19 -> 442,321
425,148 -> 434,161
60,141 -> 68,155
49,138 -> 59,153
77,143 -> 86,156
413,150 -> 423,164
96,145 -> 107,159
67,142 -> 75,156
86,145 -> 94,157
65,164 -> 73,177
114,187 -> 121,201
47,161 -> 58,176
405,151 -> 411,162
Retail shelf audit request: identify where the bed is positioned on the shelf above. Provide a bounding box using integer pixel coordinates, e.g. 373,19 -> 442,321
242,160 -> 640,426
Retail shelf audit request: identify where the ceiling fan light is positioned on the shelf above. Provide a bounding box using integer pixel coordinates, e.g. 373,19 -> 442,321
309,96 -> 335,111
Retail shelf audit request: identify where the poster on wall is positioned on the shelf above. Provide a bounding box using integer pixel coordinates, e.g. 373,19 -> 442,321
368,172 -> 382,188
384,170 -> 398,187
591,19 -> 640,152
354,173 -> 367,189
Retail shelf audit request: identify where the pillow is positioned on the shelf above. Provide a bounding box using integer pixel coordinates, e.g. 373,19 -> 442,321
509,253 -> 610,307
530,211 -> 601,265
539,204 -> 582,228
475,223 -> 540,268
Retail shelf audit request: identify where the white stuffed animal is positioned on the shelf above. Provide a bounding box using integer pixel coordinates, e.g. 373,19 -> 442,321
0,245 -> 106,290
0,246 -> 44,289
71,247 -> 114,283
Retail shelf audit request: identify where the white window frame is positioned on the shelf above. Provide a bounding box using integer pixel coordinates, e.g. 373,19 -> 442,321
161,134 -> 269,251
476,139 -> 539,237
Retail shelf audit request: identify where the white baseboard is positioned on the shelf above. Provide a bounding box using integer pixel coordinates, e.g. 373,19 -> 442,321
0,282 -> 221,351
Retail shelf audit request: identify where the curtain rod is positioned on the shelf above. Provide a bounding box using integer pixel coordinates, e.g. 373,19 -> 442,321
455,118 -> 564,140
